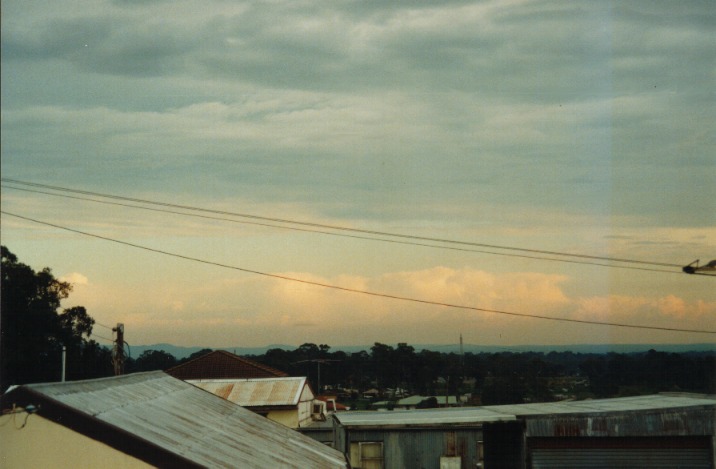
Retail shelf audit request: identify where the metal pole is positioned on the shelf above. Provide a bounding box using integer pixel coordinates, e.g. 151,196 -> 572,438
61,345 -> 66,382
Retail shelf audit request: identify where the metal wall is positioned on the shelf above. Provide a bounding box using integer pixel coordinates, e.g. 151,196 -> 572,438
528,436 -> 713,469
336,428 -> 483,469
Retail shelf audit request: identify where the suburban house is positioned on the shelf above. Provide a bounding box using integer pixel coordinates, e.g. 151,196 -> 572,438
166,350 -> 288,380
187,376 -> 320,428
332,393 -> 716,469
0,371 -> 349,468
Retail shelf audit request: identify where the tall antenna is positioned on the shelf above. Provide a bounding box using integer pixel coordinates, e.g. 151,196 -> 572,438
460,333 -> 465,380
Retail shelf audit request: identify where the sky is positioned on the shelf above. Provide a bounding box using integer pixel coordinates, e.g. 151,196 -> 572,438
1,0 -> 714,349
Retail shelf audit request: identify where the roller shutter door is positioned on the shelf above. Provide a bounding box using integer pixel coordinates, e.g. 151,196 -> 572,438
529,437 -> 712,469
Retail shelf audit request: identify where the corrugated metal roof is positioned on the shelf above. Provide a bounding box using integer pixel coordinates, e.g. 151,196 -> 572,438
166,350 -> 288,380
486,394 -> 716,417
334,406 -> 516,428
187,377 -> 310,407
334,394 -> 716,430
4,372 -> 347,469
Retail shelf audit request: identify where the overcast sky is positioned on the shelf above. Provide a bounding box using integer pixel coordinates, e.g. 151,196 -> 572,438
2,0 -> 714,349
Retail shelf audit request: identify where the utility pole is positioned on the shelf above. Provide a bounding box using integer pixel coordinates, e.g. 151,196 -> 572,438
61,345 -> 66,382
112,323 -> 125,376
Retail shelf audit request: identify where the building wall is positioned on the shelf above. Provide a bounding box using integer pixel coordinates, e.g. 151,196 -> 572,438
267,409 -> 300,428
0,412 -> 152,469
337,427 -> 483,469
297,383 -> 316,428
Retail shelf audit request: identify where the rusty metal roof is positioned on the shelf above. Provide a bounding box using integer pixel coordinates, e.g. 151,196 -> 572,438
2,372 -> 347,468
187,377 -> 312,407
166,350 -> 288,380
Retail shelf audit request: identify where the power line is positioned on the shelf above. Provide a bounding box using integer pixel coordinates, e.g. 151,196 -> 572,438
2,209 -> 713,336
91,333 -> 114,343
1,179 -> 683,272
93,321 -> 114,331
2,183 -> 679,274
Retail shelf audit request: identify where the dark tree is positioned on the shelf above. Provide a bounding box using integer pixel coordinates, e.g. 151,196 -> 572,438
132,350 -> 177,371
1,246 -> 102,391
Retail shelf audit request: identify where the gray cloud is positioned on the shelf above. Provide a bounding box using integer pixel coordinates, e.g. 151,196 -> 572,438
1,0 -> 713,226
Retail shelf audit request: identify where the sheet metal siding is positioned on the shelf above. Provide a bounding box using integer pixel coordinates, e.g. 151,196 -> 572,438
346,429 -> 482,469
525,406 -> 716,438
530,448 -> 711,469
19,372 -> 347,469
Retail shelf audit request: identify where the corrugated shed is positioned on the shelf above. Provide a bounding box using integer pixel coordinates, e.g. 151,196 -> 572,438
483,394 -> 716,438
187,377 -> 311,407
335,406 -> 516,428
487,394 -> 716,417
2,372 -> 347,469
166,350 -> 288,380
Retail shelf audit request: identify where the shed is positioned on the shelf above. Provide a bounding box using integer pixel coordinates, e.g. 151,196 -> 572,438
0,371 -> 348,469
482,393 -> 716,469
333,406 -> 516,469
187,376 -> 318,428
166,350 -> 287,380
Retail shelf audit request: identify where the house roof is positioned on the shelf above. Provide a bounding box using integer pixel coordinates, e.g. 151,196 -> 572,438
187,377 -> 312,407
1,372 -> 347,469
166,350 -> 288,380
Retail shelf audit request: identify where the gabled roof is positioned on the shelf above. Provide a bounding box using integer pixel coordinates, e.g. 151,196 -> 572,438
188,377 -> 312,408
1,372 -> 347,469
166,350 -> 288,380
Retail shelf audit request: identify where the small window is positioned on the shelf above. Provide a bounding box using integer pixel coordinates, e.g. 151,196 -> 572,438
313,403 -> 323,414
349,442 -> 384,469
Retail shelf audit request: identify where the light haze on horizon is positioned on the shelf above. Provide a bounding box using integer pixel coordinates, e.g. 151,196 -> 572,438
1,0 -> 714,348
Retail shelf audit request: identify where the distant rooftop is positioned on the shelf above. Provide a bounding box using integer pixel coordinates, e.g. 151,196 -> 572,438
166,350 -> 288,380
187,377 -> 311,407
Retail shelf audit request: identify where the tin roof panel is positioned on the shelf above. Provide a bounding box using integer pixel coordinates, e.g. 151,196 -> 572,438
5,372 -> 346,468
187,377 -> 310,407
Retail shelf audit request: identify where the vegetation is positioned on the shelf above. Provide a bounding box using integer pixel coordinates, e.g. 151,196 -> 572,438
3,246 -> 713,404
248,342 -> 715,405
1,246 -> 112,391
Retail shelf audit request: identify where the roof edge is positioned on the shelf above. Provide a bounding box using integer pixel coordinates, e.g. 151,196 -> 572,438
2,385 -> 203,469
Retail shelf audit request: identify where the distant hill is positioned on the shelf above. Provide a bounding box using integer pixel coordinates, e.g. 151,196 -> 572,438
129,342 -> 716,360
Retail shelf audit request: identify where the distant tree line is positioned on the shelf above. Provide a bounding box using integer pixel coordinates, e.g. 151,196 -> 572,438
245,342 -> 715,404
3,245 -> 714,404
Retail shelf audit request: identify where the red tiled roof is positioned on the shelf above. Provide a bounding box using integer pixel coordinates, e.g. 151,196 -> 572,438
166,350 -> 288,380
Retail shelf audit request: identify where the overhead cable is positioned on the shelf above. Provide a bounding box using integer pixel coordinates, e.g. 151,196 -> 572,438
2,210 -> 713,336
1,178 -> 683,270
2,183 -> 679,274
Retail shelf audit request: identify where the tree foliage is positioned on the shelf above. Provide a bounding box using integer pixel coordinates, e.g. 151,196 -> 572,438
1,246 -> 111,391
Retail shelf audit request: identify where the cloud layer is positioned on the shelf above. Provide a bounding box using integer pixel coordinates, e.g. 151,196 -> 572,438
2,0 -> 714,347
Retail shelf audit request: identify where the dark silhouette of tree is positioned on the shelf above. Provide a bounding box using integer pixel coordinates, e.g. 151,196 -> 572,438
132,350 -> 177,371
181,348 -> 214,364
1,246 -> 103,391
